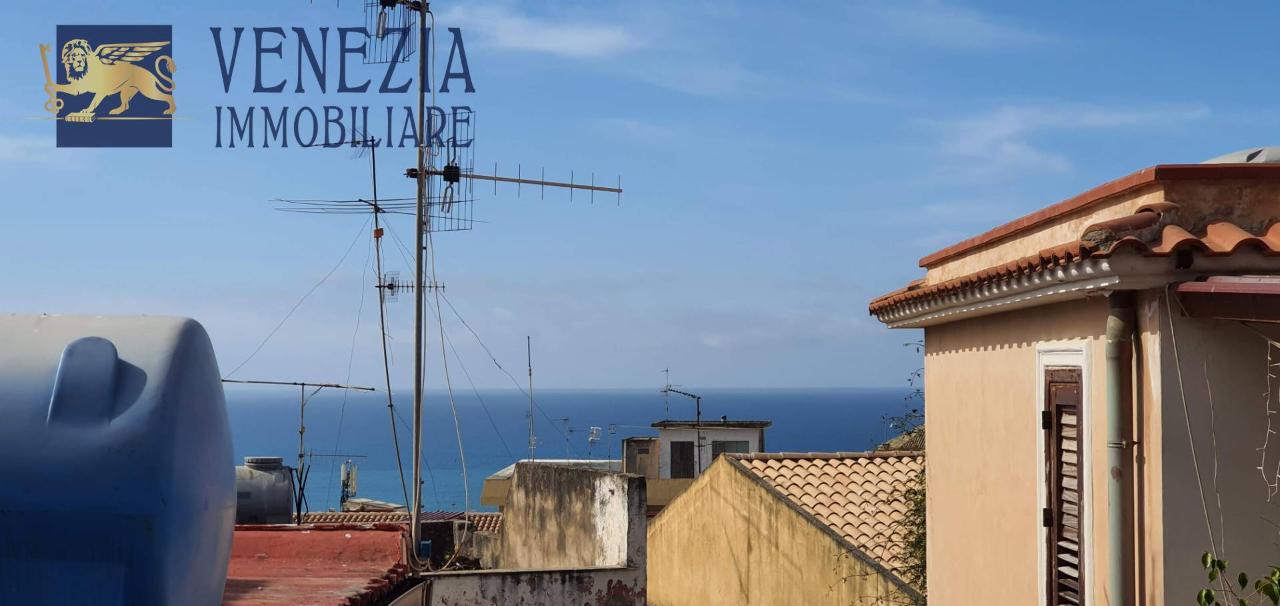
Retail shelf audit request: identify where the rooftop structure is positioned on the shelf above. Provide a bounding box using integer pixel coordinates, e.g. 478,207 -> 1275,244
647,451 -> 923,604
650,419 -> 772,429
223,524 -> 409,606
480,459 -> 620,508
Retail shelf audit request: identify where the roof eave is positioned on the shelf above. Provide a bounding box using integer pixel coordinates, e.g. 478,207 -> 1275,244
874,252 -> 1280,328
874,257 -> 1119,328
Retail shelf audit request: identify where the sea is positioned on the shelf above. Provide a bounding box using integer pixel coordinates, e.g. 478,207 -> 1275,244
226,387 -> 918,513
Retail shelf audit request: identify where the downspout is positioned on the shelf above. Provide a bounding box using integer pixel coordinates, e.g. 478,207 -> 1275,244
1106,291 -> 1136,605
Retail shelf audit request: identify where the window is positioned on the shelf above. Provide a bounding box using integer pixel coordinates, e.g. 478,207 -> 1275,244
670,441 -> 695,478
711,440 -> 750,459
1044,367 -> 1084,605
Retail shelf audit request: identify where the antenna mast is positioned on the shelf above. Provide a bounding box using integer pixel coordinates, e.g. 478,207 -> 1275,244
661,385 -> 704,475
221,378 -> 375,524
662,368 -> 670,418
527,336 -> 536,460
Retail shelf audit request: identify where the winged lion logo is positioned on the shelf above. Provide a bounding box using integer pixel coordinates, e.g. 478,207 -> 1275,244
40,38 -> 176,123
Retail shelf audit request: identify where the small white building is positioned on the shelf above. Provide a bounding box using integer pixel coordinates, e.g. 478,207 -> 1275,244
650,420 -> 771,479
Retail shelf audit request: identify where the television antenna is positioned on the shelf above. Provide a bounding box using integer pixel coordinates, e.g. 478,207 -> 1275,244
661,385 -> 704,474
221,379 -> 376,524
364,0 -> 627,571
527,336 -> 536,461
587,426 -> 602,458
559,417 -> 573,459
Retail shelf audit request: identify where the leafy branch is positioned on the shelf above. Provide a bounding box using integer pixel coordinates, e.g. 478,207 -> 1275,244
1197,552 -> 1280,606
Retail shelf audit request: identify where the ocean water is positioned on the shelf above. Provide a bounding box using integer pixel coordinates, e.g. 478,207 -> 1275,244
225,387 -> 918,513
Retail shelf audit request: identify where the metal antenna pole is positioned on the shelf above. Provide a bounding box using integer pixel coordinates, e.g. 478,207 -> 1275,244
221,379 -> 375,524
695,395 -> 702,474
527,336 -> 536,461
662,368 -> 670,418
660,385 -> 705,476
298,383 -> 306,522
409,0 -> 429,563
561,418 -> 571,459
368,141 -> 413,509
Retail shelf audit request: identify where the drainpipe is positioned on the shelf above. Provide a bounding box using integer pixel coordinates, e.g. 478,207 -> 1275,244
1106,291 -> 1136,605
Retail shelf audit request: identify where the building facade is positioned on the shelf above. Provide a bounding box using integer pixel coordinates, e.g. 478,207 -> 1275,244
871,160 -> 1280,604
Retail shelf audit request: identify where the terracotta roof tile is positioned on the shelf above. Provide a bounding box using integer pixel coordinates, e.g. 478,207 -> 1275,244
299,510 -> 503,533
732,451 -> 923,572
869,202 -> 1280,316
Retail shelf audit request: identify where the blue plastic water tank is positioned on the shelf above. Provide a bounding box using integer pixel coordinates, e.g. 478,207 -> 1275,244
0,315 -> 235,605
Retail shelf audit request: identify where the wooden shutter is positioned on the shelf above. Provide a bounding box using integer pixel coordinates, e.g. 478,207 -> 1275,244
1045,367 -> 1084,605
670,441 -> 695,478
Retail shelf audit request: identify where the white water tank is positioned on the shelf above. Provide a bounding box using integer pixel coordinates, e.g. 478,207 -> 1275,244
235,456 -> 295,524
1202,146 -> 1280,163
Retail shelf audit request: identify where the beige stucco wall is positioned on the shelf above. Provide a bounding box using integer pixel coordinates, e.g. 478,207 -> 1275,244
647,458 -> 913,605
924,297 -> 1111,604
1157,309 -> 1280,602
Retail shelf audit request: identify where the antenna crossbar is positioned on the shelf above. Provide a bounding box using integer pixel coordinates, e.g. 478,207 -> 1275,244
222,378 -> 375,524
418,167 -> 623,195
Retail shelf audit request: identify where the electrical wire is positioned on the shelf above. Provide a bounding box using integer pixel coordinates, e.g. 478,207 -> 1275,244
442,328 -> 516,460
425,230 -> 471,513
1165,285 -> 1221,556
323,236 -> 374,511
225,217 -> 372,378
393,405 -> 442,510
380,221 -> 516,468
438,290 -> 581,456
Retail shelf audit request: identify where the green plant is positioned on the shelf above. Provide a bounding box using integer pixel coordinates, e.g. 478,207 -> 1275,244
899,464 -> 926,598
1197,552 -> 1280,605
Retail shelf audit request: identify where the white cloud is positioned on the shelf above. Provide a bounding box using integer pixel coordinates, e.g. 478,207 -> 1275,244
933,103 -> 1211,178
440,3 -> 643,59
594,117 -> 677,146
862,1 -> 1048,49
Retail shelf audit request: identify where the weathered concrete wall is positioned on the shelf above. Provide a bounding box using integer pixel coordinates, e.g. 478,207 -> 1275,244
924,297 -> 1110,605
647,457 -> 914,605
394,567 -> 645,606
484,462 -> 646,571
404,462 -> 649,606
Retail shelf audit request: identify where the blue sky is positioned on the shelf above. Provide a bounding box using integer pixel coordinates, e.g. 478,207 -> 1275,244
0,1 -> 1274,389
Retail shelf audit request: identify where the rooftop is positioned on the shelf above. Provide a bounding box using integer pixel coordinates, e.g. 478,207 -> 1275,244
729,451 -> 923,572
916,163 -> 1280,269
222,524 -> 410,606
869,161 -> 1280,326
484,459 -> 621,480
651,419 -> 772,429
